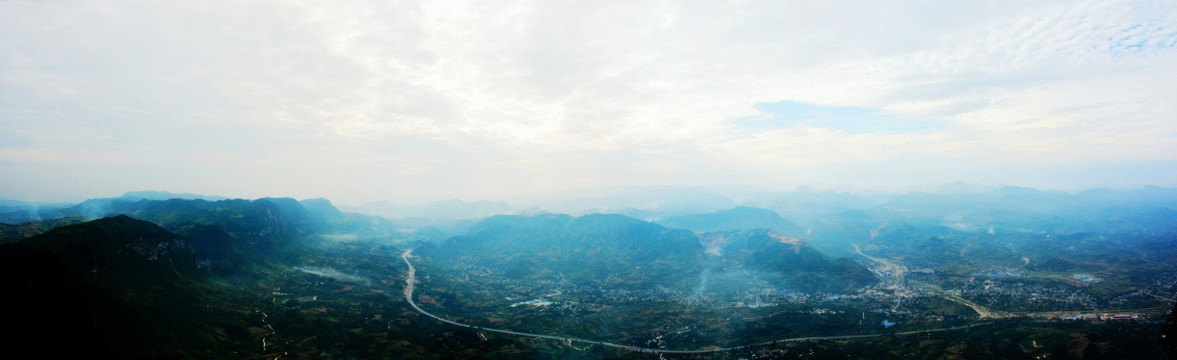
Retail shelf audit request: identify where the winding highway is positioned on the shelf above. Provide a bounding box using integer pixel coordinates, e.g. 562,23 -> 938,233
400,248 -> 988,355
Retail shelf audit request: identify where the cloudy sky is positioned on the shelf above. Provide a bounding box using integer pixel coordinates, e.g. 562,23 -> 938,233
2,0 -> 1176,204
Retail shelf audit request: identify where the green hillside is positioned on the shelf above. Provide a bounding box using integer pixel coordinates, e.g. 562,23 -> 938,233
0,215 -> 254,358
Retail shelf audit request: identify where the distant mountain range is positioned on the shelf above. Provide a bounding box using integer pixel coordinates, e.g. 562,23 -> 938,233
655,206 -> 805,235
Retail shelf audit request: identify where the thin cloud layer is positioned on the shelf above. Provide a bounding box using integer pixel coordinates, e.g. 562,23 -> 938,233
2,0 -> 1175,203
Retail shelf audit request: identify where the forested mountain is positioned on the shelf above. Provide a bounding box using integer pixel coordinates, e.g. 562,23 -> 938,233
440,213 -> 705,287
0,215 -> 251,358
437,213 -> 874,293
704,229 -> 877,293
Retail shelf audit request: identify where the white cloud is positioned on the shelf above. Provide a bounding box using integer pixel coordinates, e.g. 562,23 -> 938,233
2,0 -> 1175,203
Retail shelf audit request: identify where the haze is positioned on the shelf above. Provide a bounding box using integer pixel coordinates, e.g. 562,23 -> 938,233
3,1 -> 1176,205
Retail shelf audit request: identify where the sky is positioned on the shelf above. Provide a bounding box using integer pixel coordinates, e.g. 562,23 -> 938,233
2,0 -> 1176,205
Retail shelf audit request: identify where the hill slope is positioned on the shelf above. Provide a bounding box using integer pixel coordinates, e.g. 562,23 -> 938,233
438,213 -> 875,293
0,215 -> 254,358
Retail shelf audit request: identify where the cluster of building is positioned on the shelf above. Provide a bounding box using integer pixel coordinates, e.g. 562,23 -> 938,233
973,268 -> 1027,278
959,278 -> 1100,311
431,258 -> 1177,328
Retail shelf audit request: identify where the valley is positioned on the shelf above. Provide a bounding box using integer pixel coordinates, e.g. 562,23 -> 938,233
1,188 -> 1175,359
401,247 -> 1011,355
